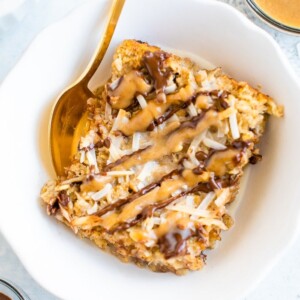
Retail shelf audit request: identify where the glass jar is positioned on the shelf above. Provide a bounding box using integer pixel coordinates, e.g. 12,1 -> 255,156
0,279 -> 30,300
246,0 -> 300,35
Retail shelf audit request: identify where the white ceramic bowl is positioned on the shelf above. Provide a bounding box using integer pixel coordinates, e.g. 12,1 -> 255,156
0,0 -> 299,300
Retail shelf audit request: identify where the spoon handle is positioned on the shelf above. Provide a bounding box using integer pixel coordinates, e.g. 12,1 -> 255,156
82,0 -> 125,84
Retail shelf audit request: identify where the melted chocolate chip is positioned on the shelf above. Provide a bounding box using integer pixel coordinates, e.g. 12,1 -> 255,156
209,176 -> 222,190
58,190 -> 70,207
196,90 -> 230,111
195,151 -> 208,161
249,154 -> 262,164
143,51 -> 171,95
159,228 -> 193,259
147,121 -> 156,131
47,201 -> 59,215
193,165 -> 205,175
94,141 -> 103,148
232,140 -> 251,150
103,137 -> 111,148
158,226 -> 206,259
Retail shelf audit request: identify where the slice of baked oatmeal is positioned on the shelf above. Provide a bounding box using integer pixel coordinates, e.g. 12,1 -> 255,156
41,40 -> 283,274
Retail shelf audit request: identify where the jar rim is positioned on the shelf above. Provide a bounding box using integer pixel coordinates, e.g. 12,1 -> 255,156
0,279 -> 28,300
246,0 -> 300,35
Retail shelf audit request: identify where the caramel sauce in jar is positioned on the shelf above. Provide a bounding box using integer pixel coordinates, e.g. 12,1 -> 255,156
255,0 -> 300,28
0,293 -> 11,300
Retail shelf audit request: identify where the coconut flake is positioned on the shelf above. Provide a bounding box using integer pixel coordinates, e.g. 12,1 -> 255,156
197,218 -> 227,230
217,125 -> 225,138
109,77 -> 121,90
87,202 -> 98,215
136,182 -> 145,190
61,176 -> 86,185
59,204 -> 71,222
143,217 -> 155,231
91,183 -> 112,201
108,143 -> 123,162
111,109 -> 127,132
167,205 -> 213,218
80,150 -> 85,163
168,196 -> 186,207
187,103 -> 198,117
187,130 -> 207,165
171,189 -> 183,197
229,98 -> 240,139
183,159 -> 197,169
86,148 -> 99,172
137,94 -> 148,109
229,111 -> 240,139
164,84 -> 177,94
106,170 -> 135,176
167,114 -> 180,123
203,137 -> 227,150
215,188 -> 230,207
132,132 -> 141,152
202,79 -> 217,90
137,161 -> 158,181
118,176 -> 125,184
197,192 -> 215,210
185,195 -> 195,207
55,184 -> 70,192
79,130 -> 95,149
105,102 -> 112,120
111,135 -> 123,149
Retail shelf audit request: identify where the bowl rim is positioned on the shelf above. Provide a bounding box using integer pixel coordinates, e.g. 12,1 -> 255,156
245,0 -> 300,35
1,1 -> 300,300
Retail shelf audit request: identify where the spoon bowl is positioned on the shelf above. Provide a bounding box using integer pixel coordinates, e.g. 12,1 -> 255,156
49,0 -> 125,176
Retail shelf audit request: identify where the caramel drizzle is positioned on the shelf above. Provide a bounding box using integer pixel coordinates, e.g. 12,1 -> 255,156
108,173 -> 235,233
120,84 -> 195,136
76,53 -> 252,257
105,109 -> 219,171
94,169 -> 180,217
119,88 -> 229,136
107,70 -> 152,109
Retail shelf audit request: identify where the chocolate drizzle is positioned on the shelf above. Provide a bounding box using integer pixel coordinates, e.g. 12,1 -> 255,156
249,153 -> 262,164
174,111 -> 207,131
104,146 -> 151,171
143,51 -> 171,96
108,173 -> 236,234
94,170 -> 180,217
159,228 -> 195,259
147,100 -> 192,131
196,90 -> 230,112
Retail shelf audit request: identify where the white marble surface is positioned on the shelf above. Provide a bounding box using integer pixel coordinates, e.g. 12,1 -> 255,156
0,0 -> 299,299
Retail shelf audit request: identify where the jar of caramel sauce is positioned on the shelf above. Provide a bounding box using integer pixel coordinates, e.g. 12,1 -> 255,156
246,0 -> 300,34
0,279 -> 30,300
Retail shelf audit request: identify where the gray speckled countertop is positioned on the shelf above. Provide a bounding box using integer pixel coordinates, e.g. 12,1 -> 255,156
0,1 -> 300,299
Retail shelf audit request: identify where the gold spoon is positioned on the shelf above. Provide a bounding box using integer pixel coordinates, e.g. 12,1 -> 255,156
49,0 -> 125,176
